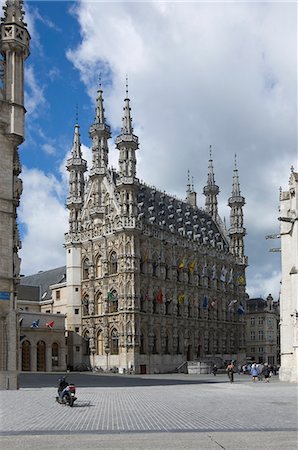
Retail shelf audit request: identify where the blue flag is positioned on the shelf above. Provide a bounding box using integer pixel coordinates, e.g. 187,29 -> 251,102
30,319 -> 39,328
237,303 -> 245,315
202,296 -> 209,309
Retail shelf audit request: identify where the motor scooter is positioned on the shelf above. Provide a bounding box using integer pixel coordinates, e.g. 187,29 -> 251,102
56,376 -> 77,407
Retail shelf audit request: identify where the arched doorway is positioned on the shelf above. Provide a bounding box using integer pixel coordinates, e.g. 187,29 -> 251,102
37,340 -> 46,371
22,340 -> 31,371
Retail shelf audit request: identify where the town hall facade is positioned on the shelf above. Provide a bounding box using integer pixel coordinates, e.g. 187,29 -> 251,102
63,84 -> 248,374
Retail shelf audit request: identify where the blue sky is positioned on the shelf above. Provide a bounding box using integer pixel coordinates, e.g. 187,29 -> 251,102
13,1 -> 297,300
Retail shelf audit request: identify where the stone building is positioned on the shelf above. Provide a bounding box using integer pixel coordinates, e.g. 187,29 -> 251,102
17,267 -> 67,372
279,168 -> 298,382
64,84 -> 248,374
245,294 -> 280,366
0,0 -> 30,389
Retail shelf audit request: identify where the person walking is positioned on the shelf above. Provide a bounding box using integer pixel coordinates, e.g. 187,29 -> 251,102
226,361 -> 235,383
251,363 -> 259,382
263,363 -> 271,382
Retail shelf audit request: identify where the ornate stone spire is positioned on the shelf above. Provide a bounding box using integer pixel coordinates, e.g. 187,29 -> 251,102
228,154 -> 246,260
2,0 -> 26,26
203,145 -> 219,219
66,117 -> 87,232
115,78 -> 139,217
116,77 -> 139,179
186,170 -> 197,207
121,76 -> 133,135
89,77 -> 111,176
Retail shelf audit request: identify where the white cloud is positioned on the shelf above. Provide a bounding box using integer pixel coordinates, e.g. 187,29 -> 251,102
25,65 -> 45,116
64,1 -> 296,297
42,143 -> 56,155
18,167 -> 68,276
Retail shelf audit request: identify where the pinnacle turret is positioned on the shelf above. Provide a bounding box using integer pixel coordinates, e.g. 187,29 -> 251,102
186,170 -> 197,207
66,120 -> 87,232
89,79 -> 111,175
2,0 -> 26,26
203,145 -> 219,220
228,155 -> 246,260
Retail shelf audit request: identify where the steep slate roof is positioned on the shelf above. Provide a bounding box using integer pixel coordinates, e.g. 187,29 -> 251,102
136,183 -> 229,251
20,266 -> 66,300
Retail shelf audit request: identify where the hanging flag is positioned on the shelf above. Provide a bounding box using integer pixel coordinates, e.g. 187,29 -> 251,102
19,316 -> 24,326
210,299 -> 218,309
237,302 -> 245,315
107,291 -> 116,301
46,320 -> 55,329
178,293 -> 185,304
30,319 -> 39,329
202,296 -> 209,309
238,274 -> 246,286
156,289 -> 163,304
228,300 -> 237,311
220,266 -> 227,282
178,261 -> 184,270
188,260 -> 195,273
202,260 -> 208,277
228,268 -> 233,284
211,264 -> 217,280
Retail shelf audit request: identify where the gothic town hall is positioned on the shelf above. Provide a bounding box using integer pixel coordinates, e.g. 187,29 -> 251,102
63,84 -> 247,374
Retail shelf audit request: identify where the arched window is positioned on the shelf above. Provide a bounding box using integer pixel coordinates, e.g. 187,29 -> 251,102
22,340 -> 31,371
110,329 -> 119,355
52,342 -> 59,367
95,292 -> 102,315
82,259 -> 89,280
109,251 -> 117,274
37,340 -> 46,371
108,289 -> 118,313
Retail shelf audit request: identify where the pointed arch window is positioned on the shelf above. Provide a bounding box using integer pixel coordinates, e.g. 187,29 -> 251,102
22,340 -> 31,371
108,289 -> 118,313
37,340 -> 46,371
110,329 -> 119,355
82,259 -> 89,280
109,251 -> 118,274
152,333 -> 158,354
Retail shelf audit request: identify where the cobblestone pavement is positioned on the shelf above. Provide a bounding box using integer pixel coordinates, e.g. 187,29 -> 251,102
0,374 -> 297,449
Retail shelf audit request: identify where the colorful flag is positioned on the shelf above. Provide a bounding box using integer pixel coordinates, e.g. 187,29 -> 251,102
156,289 -> 163,304
211,264 -> 217,280
178,293 -> 185,304
202,260 -> 208,277
237,302 -> 245,315
228,300 -> 237,311
46,320 -> 55,328
30,319 -> 39,329
202,296 -> 209,309
210,299 -> 218,309
238,274 -> 246,286
220,266 -> 227,282
228,268 -> 233,284
178,261 -> 184,270
107,291 -> 116,301
188,260 -> 195,273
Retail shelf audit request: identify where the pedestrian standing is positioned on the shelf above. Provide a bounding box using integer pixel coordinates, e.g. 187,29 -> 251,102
263,363 -> 271,382
226,361 -> 235,383
251,363 -> 259,382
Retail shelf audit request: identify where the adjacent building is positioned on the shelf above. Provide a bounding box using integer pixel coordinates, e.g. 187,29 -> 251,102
279,168 -> 298,382
245,294 -> 280,366
0,0 -> 30,389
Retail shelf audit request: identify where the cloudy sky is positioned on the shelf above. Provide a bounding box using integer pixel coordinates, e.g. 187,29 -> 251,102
14,1 -> 297,300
